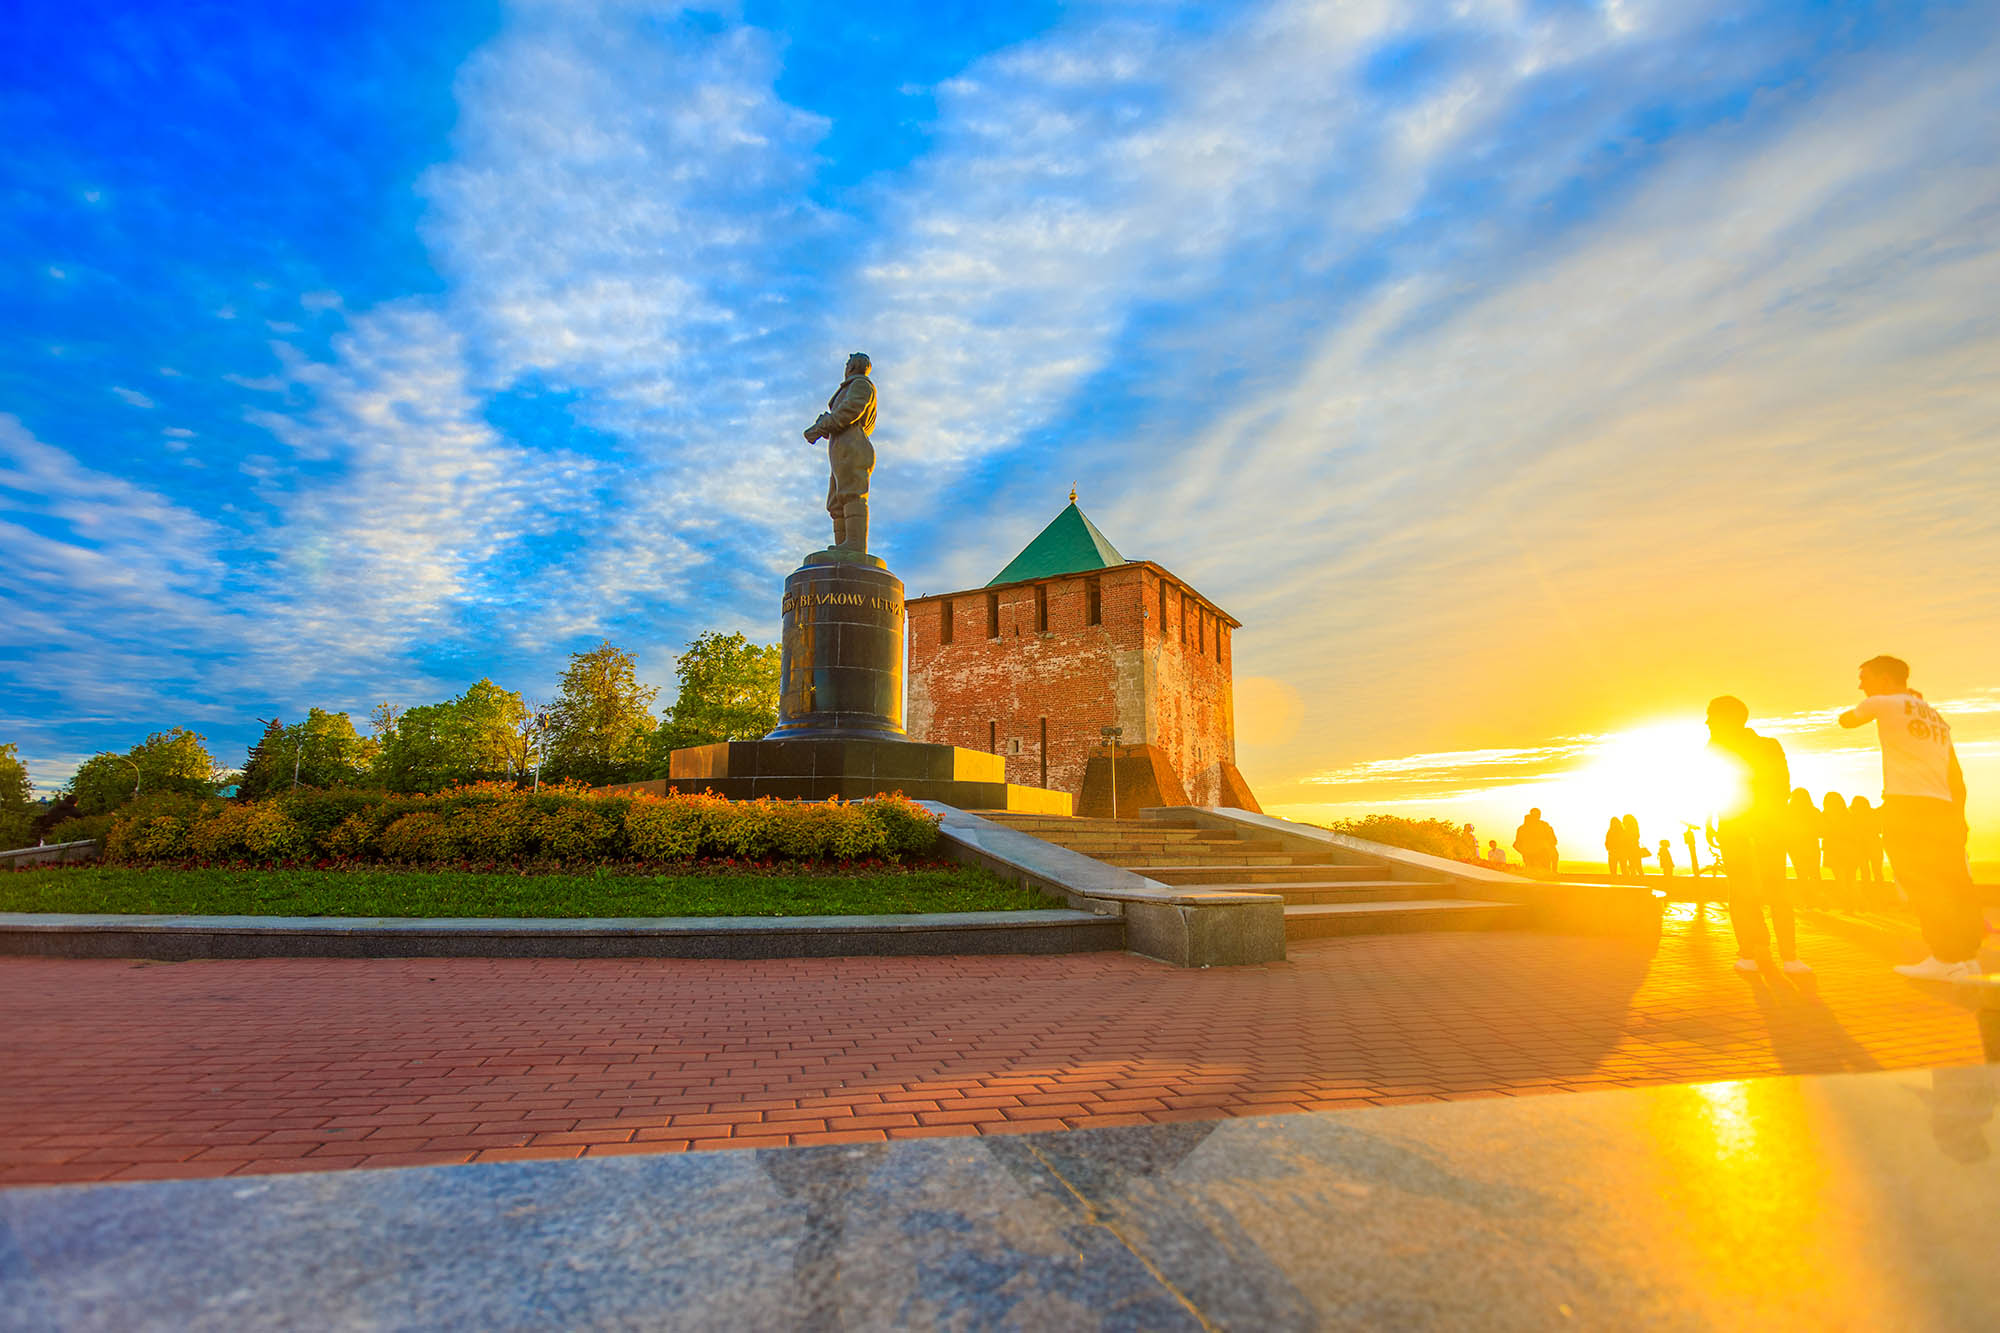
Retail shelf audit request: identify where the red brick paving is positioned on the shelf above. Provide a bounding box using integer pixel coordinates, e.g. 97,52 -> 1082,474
0,908 -> 1984,1185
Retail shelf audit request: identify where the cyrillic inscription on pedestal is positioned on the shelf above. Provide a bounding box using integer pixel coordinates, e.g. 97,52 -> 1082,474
766,558 -> 906,740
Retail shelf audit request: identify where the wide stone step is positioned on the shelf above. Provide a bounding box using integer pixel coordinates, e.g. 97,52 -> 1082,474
1284,900 -> 1527,939
1095,853 -> 1316,869
972,815 -> 1165,832
1143,864 -> 1392,885
1023,834 -> 1239,853
1217,880 -> 1442,904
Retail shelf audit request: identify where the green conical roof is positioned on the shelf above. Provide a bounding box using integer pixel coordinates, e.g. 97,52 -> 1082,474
988,501 -> 1125,586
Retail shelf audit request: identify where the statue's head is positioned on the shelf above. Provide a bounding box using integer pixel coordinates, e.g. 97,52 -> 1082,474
845,352 -> 872,378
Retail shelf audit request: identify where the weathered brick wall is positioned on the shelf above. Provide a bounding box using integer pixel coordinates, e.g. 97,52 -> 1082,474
907,562 -> 1238,805
1140,568 -> 1238,806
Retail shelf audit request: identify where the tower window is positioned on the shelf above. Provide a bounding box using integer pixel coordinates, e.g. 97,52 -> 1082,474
1157,580 -> 1167,632
940,600 -> 954,645
989,720 -> 998,753
1035,584 -> 1049,633
1039,717 -> 1049,787
986,592 -> 1000,639
1086,578 -> 1101,626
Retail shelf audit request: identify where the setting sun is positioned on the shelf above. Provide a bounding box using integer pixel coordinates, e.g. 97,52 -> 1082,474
1569,721 -> 1743,837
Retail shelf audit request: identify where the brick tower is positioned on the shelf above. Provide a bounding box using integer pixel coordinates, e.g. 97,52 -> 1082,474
905,497 -> 1260,817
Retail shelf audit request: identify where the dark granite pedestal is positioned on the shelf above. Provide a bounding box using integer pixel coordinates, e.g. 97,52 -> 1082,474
768,556 -> 907,740
644,553 -> 1072,814
662,736 -> 1067,812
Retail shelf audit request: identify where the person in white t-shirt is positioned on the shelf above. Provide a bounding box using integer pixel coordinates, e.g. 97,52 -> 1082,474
1838,655 -> 1987,981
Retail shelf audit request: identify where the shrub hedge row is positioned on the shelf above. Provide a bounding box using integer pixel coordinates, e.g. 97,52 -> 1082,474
86,785 -> 941,868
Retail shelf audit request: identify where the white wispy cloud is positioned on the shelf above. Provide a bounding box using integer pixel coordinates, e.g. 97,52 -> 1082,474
416,2 -> 835,613
247,302 -> 577,654
1065,4 -> 2000,775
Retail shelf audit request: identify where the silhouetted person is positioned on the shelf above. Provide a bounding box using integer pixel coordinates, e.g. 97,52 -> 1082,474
1707,695 -> 1807,975
1839,655 -> 1987,981
1849,795 -> 1885,895
1786,787 -> 1824,907
1486,839 -> 1507,867
1604,816 -> 1626,878
1514,808 -> 1558,878
1657,839 -> 1675,877
1821,792 -> 1857,909
1623,814 -> 1646,875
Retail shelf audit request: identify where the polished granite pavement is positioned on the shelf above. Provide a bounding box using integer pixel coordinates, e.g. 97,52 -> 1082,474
3,1063 -> 1994,1330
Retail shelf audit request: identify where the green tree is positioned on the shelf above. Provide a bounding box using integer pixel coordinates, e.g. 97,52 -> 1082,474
0,743 -> 33,848
237,718 -> 288,801
544,640 -> 658,786
649,632 -> 781,769
66,728 -> 219,815
372,679 -> 529,793
238,709 -> 372,798
1327,814 -> 1477,861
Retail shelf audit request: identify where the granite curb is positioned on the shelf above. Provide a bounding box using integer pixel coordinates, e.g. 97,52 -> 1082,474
0,909 -> 1124,961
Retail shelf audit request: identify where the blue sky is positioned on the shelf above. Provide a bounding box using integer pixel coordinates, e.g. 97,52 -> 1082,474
6,1 -> 1999,846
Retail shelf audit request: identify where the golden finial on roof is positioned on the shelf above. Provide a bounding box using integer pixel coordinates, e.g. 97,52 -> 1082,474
1069,484 -> 1078,504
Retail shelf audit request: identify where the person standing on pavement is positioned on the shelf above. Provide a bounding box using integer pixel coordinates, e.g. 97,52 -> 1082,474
1850,795 -> 1886,897
1786,788 -> 1825,907
1514,808 -> 1559,877
1604,817 -> 1627,877
1821,792 -> 1857,909
1839,656 -> 1988,981
1707,695 -> 1809,975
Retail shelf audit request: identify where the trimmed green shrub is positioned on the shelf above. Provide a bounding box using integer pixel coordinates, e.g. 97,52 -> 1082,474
322,812 -> 382,860
862,795 -> 941,858
45,813 -> 116,847
537,804 -> 616,862
379,811 -> 451,863
624,797 -> 704,860
96,785 -> 944,869
186,803 -> 310,864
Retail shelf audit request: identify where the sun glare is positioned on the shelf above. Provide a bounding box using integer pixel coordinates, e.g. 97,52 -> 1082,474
1574,720 -> 1740,831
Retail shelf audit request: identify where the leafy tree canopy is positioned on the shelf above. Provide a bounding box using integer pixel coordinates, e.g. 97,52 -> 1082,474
372,679 -> 530,794
1326,814 -> 1477,861
650,632 -> 780,767
0,743 -> 32,849
66,728 -> 219,815
239,709 -> 373,799
544,640 -> 657,787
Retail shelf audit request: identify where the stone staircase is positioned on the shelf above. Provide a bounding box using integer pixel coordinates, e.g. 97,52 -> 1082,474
973,811 -> 1526,940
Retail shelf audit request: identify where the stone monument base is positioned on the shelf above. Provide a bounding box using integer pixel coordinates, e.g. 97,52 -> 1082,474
599,739 -> 1073,815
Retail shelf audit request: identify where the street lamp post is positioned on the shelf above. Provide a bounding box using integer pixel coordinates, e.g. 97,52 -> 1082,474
112,754 -> 141,802
1100,725 -> 1123,821
532,711 -> 549,793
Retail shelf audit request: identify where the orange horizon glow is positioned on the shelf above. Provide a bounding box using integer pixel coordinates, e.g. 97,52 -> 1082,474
1252,692 -> 2000,864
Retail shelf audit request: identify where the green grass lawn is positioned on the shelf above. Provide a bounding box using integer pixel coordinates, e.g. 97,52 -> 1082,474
0,864 -> 1063,919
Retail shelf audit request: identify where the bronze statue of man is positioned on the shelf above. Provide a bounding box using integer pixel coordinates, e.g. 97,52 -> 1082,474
803,352 -> 876,554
